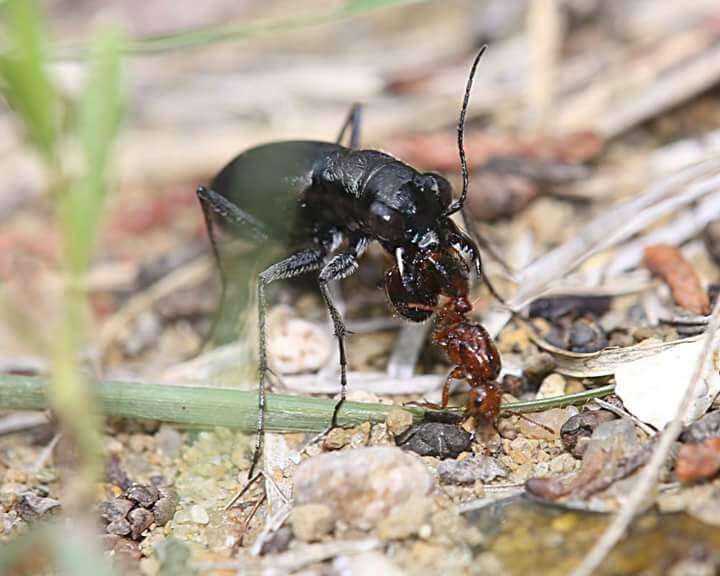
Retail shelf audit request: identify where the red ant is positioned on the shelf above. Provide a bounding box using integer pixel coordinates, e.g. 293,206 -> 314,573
430,295 -> 502,423
384,248 -> 502,424
386,247 -> 553,438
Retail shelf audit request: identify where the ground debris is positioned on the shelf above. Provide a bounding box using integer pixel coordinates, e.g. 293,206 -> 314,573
438,455 -> 508,485
676,438 -> 720,483
526,418 -> 647,504
560,409 -> 618,458
681,409 -> 720,443
644,244 -> 710,315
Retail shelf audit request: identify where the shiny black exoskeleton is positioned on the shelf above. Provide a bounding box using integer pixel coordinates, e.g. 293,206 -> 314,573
197,48 -> 490,477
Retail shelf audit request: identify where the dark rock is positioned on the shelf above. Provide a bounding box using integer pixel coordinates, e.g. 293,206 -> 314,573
106,518 -> 132,537
568,318 -> 608,353
529,295 -> 611,322
500,374 -> 527,396
560,410 -> 617,458
106,457 -> 130,489
126,483 -> 160,508
128,507 -> 154,540
396,422 -> 472,459
17,491 -> 60,520
681,410 -> 720,443
522,352 -> 556,386
98,497 -> 134,523
152,487 -> 178,526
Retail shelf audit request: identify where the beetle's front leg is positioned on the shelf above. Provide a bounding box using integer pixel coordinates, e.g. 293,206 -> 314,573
317,248 -> 363,428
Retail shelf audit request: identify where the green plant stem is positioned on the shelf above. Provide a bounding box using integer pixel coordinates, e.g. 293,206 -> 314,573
0,374 -> 615,432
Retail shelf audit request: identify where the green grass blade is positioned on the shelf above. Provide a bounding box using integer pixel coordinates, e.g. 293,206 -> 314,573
0,0 -> 58,164
63,29 -> 124,273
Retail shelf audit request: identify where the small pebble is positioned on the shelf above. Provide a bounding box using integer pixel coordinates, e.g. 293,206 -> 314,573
396,422 -> 472,459
290,503 -> 335,542
152,488 -> 178,526
293,447 -> 434,530
560,409 -> 618,458
549,453 -> 578,474
522,352 -> 556,385
107,518 -> 132,537
128,507 -> 154,540
536,374 -> 566,399
155,425 -> 183,458
377,496 -> 432,540
189,504 -> 209,525
386,407 -> 414,436
126,484 -> 160,508
437,455 -> 508,484
267,311 -> 331,374
99,498 -> 133,523
18,492 -> 60,518
323,427 -> 351,450
568,318 -> 608,352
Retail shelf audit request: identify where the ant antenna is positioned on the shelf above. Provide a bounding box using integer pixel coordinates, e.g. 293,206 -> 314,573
445,45 -> 487,216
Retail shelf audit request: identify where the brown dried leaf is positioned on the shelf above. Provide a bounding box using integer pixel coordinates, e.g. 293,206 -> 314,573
644,244 -> 710,315
676,438 -> 720,482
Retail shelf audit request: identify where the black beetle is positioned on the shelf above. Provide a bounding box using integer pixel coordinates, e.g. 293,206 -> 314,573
197,48 -> 493,476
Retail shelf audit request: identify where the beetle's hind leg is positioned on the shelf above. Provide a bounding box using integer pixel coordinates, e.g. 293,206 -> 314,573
196,186 -> 270,347
336,103 -> 363,149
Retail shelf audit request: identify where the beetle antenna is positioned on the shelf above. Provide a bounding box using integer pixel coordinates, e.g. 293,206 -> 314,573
445,45 -> 487,216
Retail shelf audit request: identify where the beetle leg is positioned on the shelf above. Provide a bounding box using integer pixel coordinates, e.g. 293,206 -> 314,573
449,219 -> 508,306
336,103 -> 363,149
197,186 -> 271,346
250,247 -> 327,478
459,208 -> 515,276
317,251 -> 361,428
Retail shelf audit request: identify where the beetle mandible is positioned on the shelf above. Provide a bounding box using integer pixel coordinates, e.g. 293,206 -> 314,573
197,47 -> 492,477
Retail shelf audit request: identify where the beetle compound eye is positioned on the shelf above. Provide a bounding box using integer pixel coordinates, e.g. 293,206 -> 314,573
422,173 -> 453,209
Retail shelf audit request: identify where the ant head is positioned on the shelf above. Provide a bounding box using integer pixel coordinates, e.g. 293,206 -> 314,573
465,383 -> 501,422
383,247 -> 469,322
384,263 -> 438,322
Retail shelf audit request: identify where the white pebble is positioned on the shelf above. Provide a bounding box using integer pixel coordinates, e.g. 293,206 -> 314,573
190,505 -> 209,525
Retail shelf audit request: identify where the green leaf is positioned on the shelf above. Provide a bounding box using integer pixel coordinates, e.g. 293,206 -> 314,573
0,0 -> 58,164
63,29 -> 124,273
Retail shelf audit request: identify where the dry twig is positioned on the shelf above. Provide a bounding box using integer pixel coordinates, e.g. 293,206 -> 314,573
570,297 -> 720,576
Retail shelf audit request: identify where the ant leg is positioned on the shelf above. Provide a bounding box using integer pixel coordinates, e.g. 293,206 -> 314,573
249,247 -> 327,479
406,366 -> 464,410
317,252 -> 360,429
336,103 -> 363,149
196,186 -> 269,346
504,410 -> 555,435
